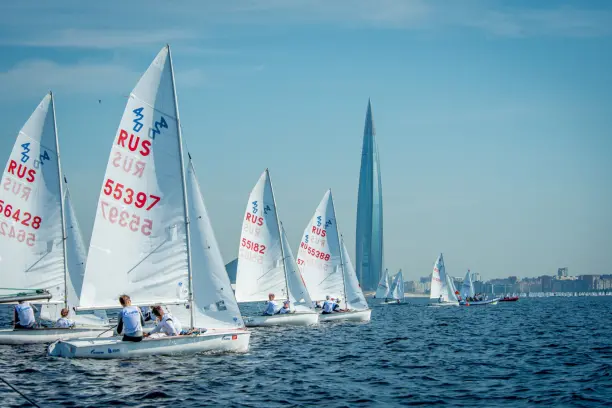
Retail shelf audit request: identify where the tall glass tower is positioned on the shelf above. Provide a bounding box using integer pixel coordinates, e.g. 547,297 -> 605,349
356,99 -> 384,291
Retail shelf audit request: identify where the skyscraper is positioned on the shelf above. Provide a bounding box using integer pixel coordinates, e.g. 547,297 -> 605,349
356,99 -> 384,291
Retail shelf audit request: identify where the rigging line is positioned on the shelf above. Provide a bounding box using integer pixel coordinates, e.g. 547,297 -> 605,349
0,376 -> 42,408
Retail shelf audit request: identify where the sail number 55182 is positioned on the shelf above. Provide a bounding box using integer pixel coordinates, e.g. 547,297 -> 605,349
103,178 -> 160,211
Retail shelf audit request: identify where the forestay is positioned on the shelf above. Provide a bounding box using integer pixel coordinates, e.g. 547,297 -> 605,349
0,93 -> 65,304
80,46 -> 189,309
280,224 -> 314,312
235,170 -> 287,302
375,268 -> 390,299
296,190 -> 344,301
173,160 -> 244,330
341,238 -> 368,311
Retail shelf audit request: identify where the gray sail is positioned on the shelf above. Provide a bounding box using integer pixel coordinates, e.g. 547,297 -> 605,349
355,99 -> 384,291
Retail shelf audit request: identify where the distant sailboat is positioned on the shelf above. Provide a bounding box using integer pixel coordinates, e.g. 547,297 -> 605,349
356,99 -> 384,292
234,169 -> 317,327
0,93 -> 111,345
374,268 -> 391,300
297,190 -> 371,322
429,253 -> 459,306
459,270 -> 499,306
386,270 -> 405,304
48,45 -> 250,358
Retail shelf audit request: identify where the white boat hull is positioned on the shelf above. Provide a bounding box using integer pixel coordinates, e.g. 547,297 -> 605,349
243,312 -> 318,327
428,301 -> 459,307
460,298 -> 500,306
0,327 -> 114,345
319,309 -> 371,322
47,330 -> 251,359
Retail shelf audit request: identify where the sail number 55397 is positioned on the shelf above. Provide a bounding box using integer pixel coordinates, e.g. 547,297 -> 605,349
103,178 -> 160,211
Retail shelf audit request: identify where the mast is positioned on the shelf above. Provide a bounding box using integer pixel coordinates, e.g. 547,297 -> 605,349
51,92 -> 69,309
267,169 -> 290,302
330,190 -> 349,310
167,45 -> 194,328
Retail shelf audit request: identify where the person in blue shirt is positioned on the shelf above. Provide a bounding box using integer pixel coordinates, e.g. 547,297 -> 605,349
321,296 -> 334,314
262,293 -> 279,316
117,295 -> 145,342
14,301 -> 37,329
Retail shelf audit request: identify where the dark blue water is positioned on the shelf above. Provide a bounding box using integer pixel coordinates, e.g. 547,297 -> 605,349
1,297 -> 611,407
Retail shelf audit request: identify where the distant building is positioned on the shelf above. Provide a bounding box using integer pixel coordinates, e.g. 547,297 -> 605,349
472,272 -> 482,282
541,275 -> 553,292
558,267 -> 569,278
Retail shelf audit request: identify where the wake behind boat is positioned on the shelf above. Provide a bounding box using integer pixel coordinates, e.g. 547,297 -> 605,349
48,45 -> 249,358
0,93 -> 111,345
235,170 -> 318,327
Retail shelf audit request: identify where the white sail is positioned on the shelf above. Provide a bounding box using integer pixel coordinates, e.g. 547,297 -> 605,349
429,254 -> 444,300
341,238 -> 368,311
235,170 -> 287,302
173,160 -> 244,329
461,270 -> 475,298
280,224 -> 314,313
389,270 -> 404,301
446,273 -> 458,302
40,184 -> 88,321
375,268 -> 390,299
0,93 -> 65,303
296,190 -> 344,302
80,46 -> 189,309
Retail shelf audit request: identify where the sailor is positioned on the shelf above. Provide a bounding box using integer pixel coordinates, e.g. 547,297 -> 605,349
141,305 -> 153,322
14,300 -> 38,329
313,300 -> 322,309
117,294 -> 145,342
278,300 -> 292,314
145,306 -> 181,338
55,308 -> 75,328
321,296 -> 334,314
438,295 -> 444,303
263,293 -> 279,316
333,298 -> 346,312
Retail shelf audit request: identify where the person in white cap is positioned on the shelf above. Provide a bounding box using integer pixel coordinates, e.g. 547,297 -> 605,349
262,293 -> 279,316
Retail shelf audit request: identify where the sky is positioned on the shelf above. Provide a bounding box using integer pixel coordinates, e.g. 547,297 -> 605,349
0,0 -> 610,281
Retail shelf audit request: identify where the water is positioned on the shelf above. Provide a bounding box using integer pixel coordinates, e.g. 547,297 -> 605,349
1,297 -> 611,407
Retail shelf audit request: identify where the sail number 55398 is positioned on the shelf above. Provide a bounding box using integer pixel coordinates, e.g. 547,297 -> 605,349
103,178 -> 160,211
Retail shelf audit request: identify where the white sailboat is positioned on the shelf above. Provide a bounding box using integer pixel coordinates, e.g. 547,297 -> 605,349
235,170 -> 317,327
386,270 -> 405,304
47,45 -> 250,358
459,270 -> 498,306
428,253 -> 459,306
0,93 -> 111,345
374,268 -> 390,299
297,190 -> 371,322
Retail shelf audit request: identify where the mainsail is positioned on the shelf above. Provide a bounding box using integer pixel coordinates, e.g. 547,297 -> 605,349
235,170 -> 287,302
340,238 -> 368,311
297,190 -> 344,302
375,268 -> 390,299
461,270 -> 475,299
0,93 -> 68,305
80,46 -> 190,310
389,270 -> 405,301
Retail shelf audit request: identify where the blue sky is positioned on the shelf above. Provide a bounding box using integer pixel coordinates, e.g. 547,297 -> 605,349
1,0 -> 610,281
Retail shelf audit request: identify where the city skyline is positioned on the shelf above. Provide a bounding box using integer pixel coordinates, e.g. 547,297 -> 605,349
0,1 -> 610,280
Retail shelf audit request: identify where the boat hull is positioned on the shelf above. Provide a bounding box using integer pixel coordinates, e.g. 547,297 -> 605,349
47,330 -> 251,359
0,327 -> 114,345
243,312 -> 318,327
459,298 -> 500,306
319,309 -> 371,322
499,297 -> 519,302
428,301 -> 459,307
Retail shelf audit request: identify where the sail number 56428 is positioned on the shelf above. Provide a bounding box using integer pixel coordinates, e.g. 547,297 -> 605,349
103,178 -> 160,211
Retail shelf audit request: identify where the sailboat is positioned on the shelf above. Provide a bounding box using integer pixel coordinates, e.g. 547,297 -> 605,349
297,190 -> 371,322
428,253 -> 459,306
459,270 -> 499,306
47,45 -> 250,358
0,93 -> 111,345
374,268 -> 391,302
235,170 -> 317,327
385,270 -> 405,304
